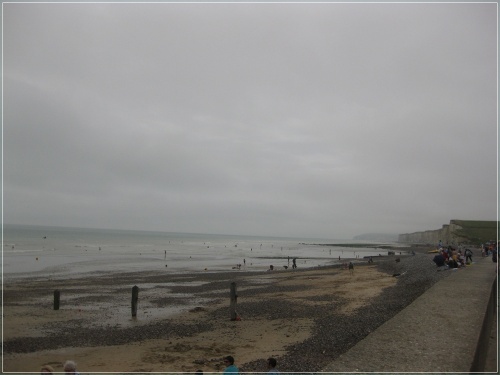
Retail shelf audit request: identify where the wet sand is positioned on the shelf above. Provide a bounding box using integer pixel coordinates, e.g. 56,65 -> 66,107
3,249 -> 445,373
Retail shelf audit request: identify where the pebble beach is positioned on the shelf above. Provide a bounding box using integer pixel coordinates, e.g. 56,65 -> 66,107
2,246 -> 451,373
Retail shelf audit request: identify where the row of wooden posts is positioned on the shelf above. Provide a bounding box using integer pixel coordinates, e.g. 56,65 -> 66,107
53,282 -> 240,320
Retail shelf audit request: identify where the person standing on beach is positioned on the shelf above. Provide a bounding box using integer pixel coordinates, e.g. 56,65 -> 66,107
348,262 -> 354,275
267,357 -> 279,374
292,258 -> 297,269
464,248 -> 473,264
223,356 -> 239,374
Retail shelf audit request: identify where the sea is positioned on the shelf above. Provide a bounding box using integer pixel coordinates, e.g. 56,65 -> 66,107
2,224 -> 398,281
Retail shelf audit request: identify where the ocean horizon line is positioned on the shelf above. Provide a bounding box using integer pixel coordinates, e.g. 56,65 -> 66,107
2,222 -> 356,243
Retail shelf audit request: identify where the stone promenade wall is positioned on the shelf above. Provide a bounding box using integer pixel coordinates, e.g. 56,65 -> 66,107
323,257 -> 498,372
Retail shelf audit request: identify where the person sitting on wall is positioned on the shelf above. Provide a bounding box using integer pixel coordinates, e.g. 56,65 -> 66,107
433,253 -> 445,267
447,257 -> 458,269
458,251 -> 466,266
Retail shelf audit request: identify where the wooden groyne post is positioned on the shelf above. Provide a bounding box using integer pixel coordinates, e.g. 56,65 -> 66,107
131,285 -> 139,317
53,290 -> 60,310
230,282 -> 238,321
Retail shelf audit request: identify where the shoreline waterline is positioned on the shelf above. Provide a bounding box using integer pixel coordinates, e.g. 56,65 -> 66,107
2,224 -> 405,280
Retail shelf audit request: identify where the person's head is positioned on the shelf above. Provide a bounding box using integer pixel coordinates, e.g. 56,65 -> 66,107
267,357 -> 277,369
40,365 -> 54,374
63,360 -> 77,374
223,356 -> 235,366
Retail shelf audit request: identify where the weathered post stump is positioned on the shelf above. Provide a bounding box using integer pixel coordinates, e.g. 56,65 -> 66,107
54,290 -> 60,310
230,282 -> 238,321
131,285 -> 139,317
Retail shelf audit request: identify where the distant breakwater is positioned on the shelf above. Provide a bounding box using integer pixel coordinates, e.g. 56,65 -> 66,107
308,243 -> 397,250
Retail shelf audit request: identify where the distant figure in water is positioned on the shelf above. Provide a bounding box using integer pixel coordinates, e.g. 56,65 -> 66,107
348,262 -> 354,275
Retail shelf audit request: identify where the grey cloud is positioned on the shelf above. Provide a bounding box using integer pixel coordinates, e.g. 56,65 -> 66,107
3,2 -> 497,239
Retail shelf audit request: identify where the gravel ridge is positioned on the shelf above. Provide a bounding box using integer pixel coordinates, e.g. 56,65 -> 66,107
240,252 -> 450,372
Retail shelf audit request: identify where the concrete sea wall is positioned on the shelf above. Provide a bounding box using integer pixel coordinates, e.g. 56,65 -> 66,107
323,257 -> 498,372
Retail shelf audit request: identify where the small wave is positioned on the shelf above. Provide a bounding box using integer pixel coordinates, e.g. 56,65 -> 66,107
4,248 -> 47,253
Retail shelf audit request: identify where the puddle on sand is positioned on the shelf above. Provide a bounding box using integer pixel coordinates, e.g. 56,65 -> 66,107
88,296 -> 214,328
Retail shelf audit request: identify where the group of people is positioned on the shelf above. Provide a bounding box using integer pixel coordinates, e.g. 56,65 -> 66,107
481,242 -> 498,263
341,261 -> 354,274
40,357 -> 277,374
40,360 -> 80,375
433,246 -> 473,269
222,355 -> 279,374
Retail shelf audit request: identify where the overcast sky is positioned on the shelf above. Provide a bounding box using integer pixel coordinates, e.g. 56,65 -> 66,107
2,2 -> 498,239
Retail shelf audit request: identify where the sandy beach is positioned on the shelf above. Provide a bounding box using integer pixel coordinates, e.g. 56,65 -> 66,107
2,247 -> 445,373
